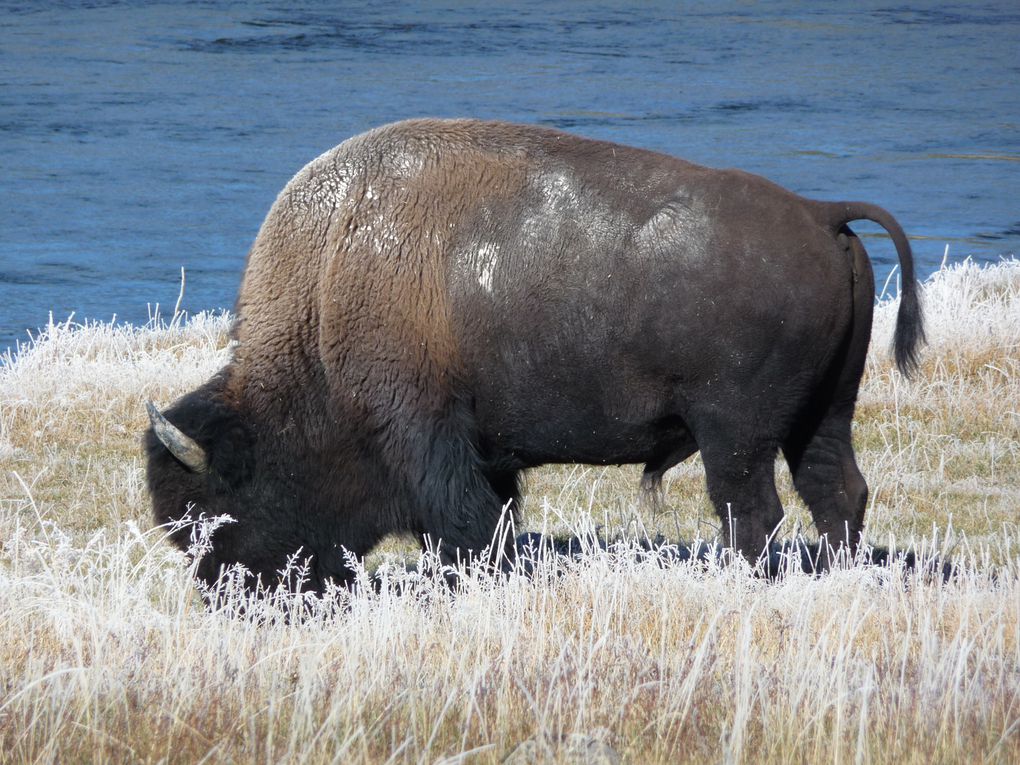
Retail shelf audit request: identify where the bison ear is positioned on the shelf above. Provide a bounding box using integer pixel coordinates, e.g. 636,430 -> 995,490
146,401 -> 210,473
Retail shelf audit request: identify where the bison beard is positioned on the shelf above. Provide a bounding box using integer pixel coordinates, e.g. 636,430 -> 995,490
145,118 -> 924,595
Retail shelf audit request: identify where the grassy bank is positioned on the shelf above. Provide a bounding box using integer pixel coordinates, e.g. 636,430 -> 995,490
1,259 -> 1018,763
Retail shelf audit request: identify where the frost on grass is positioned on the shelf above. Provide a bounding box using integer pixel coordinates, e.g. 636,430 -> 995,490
1,261 -> 1019,764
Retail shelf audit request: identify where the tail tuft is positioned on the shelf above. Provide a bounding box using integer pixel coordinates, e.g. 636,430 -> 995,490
894,282 -> 926,377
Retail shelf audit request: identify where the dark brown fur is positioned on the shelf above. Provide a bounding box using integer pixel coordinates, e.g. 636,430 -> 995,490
146,119 -> 923,593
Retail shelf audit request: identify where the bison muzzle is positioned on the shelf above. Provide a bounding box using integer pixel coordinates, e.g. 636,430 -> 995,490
146,118 -> 924,593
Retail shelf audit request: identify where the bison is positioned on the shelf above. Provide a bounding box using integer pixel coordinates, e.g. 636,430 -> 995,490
146,118 -> 923,593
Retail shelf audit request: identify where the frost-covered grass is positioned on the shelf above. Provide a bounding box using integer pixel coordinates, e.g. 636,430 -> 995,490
1,260 -> 1018,763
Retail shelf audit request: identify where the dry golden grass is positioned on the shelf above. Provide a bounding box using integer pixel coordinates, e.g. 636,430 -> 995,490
1,259 -> 1018,764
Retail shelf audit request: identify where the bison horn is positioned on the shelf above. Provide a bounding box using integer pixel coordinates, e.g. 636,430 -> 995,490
146,401 -> 209,473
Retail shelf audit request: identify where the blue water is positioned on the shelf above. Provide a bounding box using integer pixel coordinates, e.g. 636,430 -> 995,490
2,1 -> 1018,355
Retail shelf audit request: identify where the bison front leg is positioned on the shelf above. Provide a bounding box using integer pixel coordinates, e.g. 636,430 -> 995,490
418,471 -> 518,577
411,419 -> 519,577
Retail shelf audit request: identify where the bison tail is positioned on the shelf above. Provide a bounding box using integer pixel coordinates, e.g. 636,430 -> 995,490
826,201 -> 926,377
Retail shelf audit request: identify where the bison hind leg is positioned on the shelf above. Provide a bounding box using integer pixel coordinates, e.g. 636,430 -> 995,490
783,410 -> 867,555
686,406 -> 786,566
782,230 -> 873,558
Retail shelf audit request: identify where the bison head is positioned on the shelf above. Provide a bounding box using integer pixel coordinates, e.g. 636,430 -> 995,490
145,386 -> 315,594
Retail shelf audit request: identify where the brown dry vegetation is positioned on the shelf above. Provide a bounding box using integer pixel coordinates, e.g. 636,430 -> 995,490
1,259 -> 1018,764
